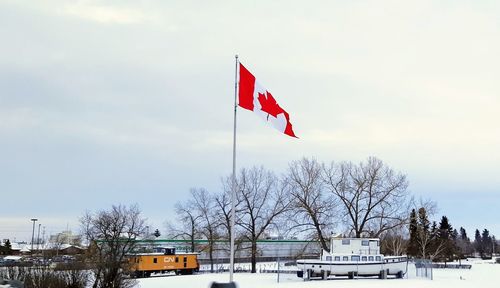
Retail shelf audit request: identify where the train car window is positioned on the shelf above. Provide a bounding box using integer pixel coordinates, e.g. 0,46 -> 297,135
376,256 -> 381,261
343,256 -> 349,261
334,256 -> 340,261
369,256 -> 374,261
351,255 -> 360,261
183,257 -> 187,262
361,256 -> 367,261
153,258 -> 157,264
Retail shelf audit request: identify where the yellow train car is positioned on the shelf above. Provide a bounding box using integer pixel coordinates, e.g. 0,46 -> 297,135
128,247 -> 199,278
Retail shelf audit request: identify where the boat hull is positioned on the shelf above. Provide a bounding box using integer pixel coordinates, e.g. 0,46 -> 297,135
296,257 -> 407,278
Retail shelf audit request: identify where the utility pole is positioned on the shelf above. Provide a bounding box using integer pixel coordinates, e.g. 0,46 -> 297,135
37,223 -> 41,251
42,226 -> 46,258
42,226 -> 46,246
30,218 -> 38,255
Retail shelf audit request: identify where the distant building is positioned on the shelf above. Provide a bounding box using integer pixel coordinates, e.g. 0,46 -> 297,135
6,234 -> 85,256
59,245 -> 85,255
49,230 -> 81,246
9,242 -> 29,255
134,239 -> 321,263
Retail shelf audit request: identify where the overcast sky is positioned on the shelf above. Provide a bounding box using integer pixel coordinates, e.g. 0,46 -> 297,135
1,0 -> 499,242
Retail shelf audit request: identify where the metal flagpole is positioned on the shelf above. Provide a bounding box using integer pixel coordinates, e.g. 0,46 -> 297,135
230,54 -> 239,282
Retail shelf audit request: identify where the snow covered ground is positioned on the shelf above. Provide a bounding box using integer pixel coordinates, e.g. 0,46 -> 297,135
137,258 -> 500,288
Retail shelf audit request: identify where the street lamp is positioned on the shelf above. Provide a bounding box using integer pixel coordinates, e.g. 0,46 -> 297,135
30,218 -> 38,254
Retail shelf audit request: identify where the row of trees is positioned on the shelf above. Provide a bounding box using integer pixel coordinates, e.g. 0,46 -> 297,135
407,208 -> 457,261
166,157 -> 413,273
2,159 -> 495,286
405,207 -> 496,262
168,157 -> 498,270
474,228 -> 496,258
0,205 -> 147,288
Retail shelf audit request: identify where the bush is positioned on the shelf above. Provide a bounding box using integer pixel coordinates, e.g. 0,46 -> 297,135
0,264 -> 89,288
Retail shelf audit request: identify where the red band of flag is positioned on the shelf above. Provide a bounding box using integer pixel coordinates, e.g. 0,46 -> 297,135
238,63 -> 297,138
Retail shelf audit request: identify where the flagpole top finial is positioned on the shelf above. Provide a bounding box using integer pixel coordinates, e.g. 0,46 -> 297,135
235,54 -> 238,59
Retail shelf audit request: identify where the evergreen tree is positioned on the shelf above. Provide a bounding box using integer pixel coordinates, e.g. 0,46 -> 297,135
5,239 -> 11,250
430,221 -> 438,242
416,207 -> 431,258
457,227 -> 472,257
438,216 -> 452,239
428,221 -> 441,259
153,229 -> 161,238
460,227 -> 468,241
492,236 -> 497,256
407,208 -> 419,257
482,229 -> 492,257
437,216 -> 456,262
0,239 -> 12,255
474,229 -> 484,257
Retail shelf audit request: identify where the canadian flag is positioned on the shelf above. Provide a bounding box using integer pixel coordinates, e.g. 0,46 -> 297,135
238,63 -> 297,138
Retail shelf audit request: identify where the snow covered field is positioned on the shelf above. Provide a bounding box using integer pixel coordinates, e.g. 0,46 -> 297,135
137,259 -> 500,288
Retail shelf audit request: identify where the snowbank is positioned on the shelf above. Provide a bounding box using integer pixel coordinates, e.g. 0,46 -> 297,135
137,259 -> 500,288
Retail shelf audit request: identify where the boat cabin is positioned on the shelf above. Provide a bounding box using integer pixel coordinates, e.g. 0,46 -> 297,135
330,238 -> 380,255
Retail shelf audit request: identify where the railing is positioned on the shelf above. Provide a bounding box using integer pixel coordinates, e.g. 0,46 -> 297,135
431,263 -> 471,269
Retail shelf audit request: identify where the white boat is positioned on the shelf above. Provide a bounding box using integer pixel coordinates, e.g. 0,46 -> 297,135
296,237 -> 407,279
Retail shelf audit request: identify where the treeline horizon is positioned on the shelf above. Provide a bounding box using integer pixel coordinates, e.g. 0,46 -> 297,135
164,156 -> 497,272
1,157 -> 497,269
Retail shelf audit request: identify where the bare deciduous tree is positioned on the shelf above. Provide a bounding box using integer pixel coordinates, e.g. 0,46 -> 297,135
213,175 -> 247,263
52,234 -> 65,257
323,157 -> 410,237
80,204 -> 146,288
286,158 -> 337,252
165,200 -> 203,253
237,166 -> 292,273
380,225 -> 408,256
215,176 -> 243,242
190,188 -> 220,272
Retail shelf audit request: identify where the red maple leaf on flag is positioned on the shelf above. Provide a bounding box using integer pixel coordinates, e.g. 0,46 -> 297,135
257,91 -> 284,118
